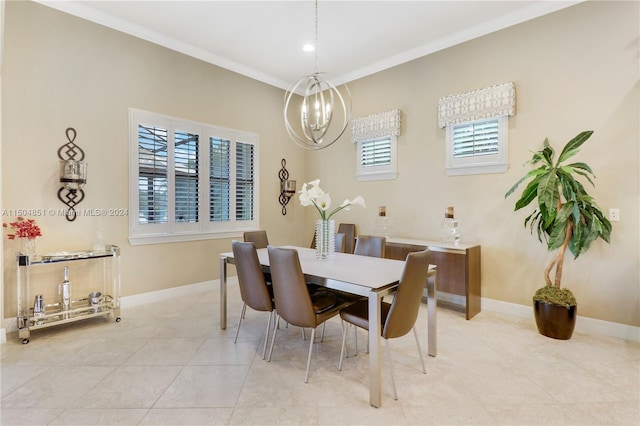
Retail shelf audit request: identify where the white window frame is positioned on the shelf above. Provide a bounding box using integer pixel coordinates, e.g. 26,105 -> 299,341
445,116 -> 508,176
128,108 -> 259,245
356,135 -> 397,181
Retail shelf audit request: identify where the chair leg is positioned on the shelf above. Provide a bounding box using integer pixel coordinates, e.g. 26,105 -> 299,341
262,310 -> 273,360
384,339 -> 398,400
302,327 -> 306,340
234,303 -> 247,343
305,328 -> 317,383
413,326 -> 427,374
267,314 -> 280,362
338,321 -> 348,371
320,322 -> 327,342
354,326 -> 358,355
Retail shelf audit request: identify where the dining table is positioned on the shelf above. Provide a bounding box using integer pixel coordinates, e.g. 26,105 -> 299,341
219,245 -> 437,408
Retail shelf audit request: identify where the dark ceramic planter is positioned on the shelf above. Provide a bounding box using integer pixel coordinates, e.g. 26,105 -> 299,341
533,300 -> 577,340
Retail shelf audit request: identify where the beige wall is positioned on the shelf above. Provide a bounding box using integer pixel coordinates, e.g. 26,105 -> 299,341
304,1 -> 639,326
1,1 -> 309,318
2,1 -> 638,327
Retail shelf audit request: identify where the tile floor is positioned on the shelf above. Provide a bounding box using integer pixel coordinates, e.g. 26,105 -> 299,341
1,279 -> 639,425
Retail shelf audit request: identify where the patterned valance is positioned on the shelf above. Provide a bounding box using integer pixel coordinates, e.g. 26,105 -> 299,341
438,82 -> 515,128
351,109 -> 402,143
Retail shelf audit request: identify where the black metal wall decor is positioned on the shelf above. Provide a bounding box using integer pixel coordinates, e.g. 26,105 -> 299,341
57,127 -> 87,221
278,158 -> 296,215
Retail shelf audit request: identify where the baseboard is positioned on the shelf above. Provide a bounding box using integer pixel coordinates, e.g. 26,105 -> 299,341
481,297 -> 640,342
3,280 -> 638,343
119,280 -> 216,309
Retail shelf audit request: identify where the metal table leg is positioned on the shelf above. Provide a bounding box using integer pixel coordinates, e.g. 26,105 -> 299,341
219,255 -> 228,330
427,269 -> 437,357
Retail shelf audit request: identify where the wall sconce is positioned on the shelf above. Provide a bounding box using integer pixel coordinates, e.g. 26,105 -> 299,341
57,127 -> 87,221
278,158 -> 296,215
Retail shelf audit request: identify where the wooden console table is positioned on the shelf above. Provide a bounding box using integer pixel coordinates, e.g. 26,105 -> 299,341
385,237 -> 481,319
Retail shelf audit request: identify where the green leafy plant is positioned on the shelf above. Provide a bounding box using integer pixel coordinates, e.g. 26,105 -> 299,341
505,131 -> 612,302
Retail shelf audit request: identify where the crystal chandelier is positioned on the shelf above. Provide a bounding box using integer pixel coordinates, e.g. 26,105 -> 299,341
284,0 -> 351,150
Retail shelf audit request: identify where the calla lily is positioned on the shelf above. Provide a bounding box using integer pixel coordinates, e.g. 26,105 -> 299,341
316,193 -> 331,211
349,196 -> 366,208
297,179 -> 366,220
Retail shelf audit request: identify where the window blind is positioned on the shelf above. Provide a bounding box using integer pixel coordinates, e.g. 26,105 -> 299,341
452,119 -> 499,158
360,137 -> 392,167
235,142 -> 255,221
138,125 -> 168,224
174,130 -> 199,223
209,137 -> 231,222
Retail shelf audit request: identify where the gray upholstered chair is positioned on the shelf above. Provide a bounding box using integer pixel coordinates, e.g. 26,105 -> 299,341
244,230 -> 271,283
231,240 -> 275,360
354,235 -> 386,258
310,231 -> 346,253
338,223 -> 356,254
267,246 -> 349,383
243,230 -> 269,249
338,249 -> 431,400
335,232 -> 346,253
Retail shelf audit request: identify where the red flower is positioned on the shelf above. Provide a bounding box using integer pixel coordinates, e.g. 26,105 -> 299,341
3,217 -> 42,240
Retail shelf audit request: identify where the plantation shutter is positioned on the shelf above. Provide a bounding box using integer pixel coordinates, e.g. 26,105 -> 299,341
452,119 -> 500,158
138,125 -> 168,224
174,130 -> 199,223
360,137 -> 392,167
235,142 -> 255,221
209,137 -> 231,222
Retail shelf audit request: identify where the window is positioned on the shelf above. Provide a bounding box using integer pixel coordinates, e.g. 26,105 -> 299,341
129,109 -> 259,245
356,136 -> 397,181
445,116 -> 508,176
439,82 -> 515,176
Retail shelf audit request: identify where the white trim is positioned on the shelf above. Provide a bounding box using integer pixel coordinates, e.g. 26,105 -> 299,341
3,282 -> 637,343
445,116 -> 509,176
481,297 -> 640,342
119,280 -> 215,309
356,135 -> 398,182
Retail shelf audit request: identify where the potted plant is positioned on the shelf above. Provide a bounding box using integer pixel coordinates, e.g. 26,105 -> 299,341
505,131 -> 612,339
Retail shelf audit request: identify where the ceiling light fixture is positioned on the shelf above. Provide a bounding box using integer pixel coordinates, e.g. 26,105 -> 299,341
284,0 -> 351,150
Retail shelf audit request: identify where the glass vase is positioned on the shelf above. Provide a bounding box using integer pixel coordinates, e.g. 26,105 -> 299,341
315,219 -> 335,259
21,238 -> 37,257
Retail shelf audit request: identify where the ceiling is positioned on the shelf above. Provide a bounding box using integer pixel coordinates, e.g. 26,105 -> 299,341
36,1 -> 581,91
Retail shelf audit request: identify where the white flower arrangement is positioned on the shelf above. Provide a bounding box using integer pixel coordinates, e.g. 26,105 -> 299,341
298,179 -> 366,220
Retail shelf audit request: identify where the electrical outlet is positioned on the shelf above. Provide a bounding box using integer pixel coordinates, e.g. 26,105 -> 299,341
609,208 -> 620,222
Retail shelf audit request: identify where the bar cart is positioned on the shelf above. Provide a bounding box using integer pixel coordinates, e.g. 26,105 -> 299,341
16,245 -> 121,343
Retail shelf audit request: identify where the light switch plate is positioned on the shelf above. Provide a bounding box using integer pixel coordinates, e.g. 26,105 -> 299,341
609,208 -> 620,222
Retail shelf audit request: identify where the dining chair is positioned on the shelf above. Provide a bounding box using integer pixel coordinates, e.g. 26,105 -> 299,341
244,230 -> 271,284
354,235 -> 386,258
348,234 -> 387,354
243,230 -> 269,249
310,232 -> 347,253
335,232 -> 346,253
266,245 -> 349,383
231,240 -> 275,360
338,223 -> 356,254
338,249 -> 431,400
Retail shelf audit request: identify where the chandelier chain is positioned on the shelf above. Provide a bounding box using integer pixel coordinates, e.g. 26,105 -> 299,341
314,0 -> 319,73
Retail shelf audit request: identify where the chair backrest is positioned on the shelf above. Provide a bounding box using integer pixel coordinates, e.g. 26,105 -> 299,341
354,235 -> 386,258
383,250 -> 431,339
244,230 -> 269,249
335,233 -> 346,253
231,241 -> 273,312
267,246 -> 316,328
338,223 -> 356,254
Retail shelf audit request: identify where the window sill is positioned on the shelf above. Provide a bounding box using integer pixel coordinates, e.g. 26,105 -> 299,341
445,162 -> 508,176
